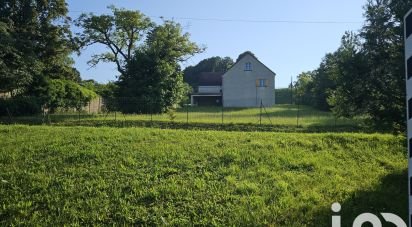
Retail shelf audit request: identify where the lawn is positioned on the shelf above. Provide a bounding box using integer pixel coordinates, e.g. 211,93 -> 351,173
2,105 -> 364,132
0,125 -> 407,226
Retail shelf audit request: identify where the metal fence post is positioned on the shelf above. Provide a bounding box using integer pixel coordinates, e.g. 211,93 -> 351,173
150,103 -> 153,125
186,103 -> 189,125
221,104 -> 224,125
296,100 -> 300,127
259,100 -> 262,125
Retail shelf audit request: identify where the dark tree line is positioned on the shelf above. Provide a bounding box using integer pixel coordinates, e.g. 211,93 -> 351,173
294,0 -> 412,131
183,56 -> 234,88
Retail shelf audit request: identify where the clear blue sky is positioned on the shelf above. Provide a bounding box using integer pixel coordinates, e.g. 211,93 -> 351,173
67,0 -> 365,88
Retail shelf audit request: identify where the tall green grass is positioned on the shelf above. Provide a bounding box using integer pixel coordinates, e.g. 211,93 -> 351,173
0,125 -> 407,226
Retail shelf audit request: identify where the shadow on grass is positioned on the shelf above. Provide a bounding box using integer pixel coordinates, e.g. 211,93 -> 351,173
312,169 -> 408,226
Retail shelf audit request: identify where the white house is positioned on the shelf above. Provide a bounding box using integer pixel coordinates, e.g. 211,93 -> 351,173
190,52 -> 276,107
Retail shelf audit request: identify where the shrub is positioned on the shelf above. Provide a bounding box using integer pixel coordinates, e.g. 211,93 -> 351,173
44,79 -> 97,112
0,97 -> 41,116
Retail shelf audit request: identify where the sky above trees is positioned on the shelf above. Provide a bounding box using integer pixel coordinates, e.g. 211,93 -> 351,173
67,0 -> 364,87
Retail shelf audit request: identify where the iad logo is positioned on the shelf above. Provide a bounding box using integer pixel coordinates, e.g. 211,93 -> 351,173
331,202 -> 407,227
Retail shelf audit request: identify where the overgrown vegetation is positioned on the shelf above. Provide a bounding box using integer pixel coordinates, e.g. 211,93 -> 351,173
294,0 -> 412,131
0,125 -> 407,226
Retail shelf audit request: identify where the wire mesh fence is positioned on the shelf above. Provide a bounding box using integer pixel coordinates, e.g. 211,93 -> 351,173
0,96 -> 361,131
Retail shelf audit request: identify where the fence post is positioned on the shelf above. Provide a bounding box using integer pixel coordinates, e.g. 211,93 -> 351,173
6,108 -> 12,124
78,109 -> 81,125
186,103 -> 189,126
114,111 -> 117,121
296,99 -> 300,128
150,103 -> 153,125
221,103 -> 224,125
259,100 -> 262,125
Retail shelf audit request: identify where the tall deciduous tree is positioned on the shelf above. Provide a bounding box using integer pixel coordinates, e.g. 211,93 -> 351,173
118,20 -> 203,113
0,0 -> 79,96
356,0 -> 411,129
294,0 -> 412,131
75,6 -> 153,76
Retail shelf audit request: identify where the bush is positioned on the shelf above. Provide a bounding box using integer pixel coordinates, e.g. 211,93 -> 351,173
0,97 -> 41,116
44,79 -> 97,112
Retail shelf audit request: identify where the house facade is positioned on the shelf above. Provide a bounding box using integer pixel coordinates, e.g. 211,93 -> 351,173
190,52 -> 276,107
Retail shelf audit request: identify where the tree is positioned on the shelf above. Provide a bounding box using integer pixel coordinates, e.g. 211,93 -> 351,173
327,32 -> 367,118
236,51 -> 257,62
355,0 -> 412,129
294,71 -> 315,106
0,0 -> 79,96
0,21 -> 34,94
294,0 -> 412,131
183,56 -> 234,87
117,20 -> 203,113
75,6 -> 154,76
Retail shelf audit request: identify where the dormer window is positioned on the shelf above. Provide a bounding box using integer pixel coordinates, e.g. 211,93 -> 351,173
245,62 -> 252,71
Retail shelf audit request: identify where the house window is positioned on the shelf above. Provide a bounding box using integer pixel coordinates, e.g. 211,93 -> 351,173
256,79 -> 267,87
407,13 -> 412,39
409,98 -> 412,119
408,57 -> 412,79
410,138 -> 412,158
245,62 -> 252,71
410,177 -> 412,196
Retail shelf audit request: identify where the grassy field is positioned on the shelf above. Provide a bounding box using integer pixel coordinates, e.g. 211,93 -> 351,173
0,125 -> 407,226
2,105 -> 364,132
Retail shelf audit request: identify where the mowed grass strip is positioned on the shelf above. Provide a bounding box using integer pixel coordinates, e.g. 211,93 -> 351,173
0,125 -> 407,226
2,105 -> 362,130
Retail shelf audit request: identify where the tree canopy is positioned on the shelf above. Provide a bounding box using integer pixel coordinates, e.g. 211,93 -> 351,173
0,0 -> 80,97
293,0 -> 412,131
75,6 -> 154,76
117,20 -> 203,113
76,8 -> 203,112
236,51 -> 257,62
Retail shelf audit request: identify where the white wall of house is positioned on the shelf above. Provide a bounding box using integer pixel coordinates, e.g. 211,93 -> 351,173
222,54 -> 275,107
198,86 -> 222,94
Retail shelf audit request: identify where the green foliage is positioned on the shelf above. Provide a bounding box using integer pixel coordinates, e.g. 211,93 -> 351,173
183,56 -> 234,87
118,20 -> 203,113
43,80 -> 97,111
77,8 -> 202,113
236,51 -> 257,62
294,0 -> 412,131
294,72 -> 316,106
80,80 -> 118,99
0,0 -> 79,95
75,6 -> 154,75
275,88 -> 293,104
0,97 -> 41,116
0,125 -> 407,225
